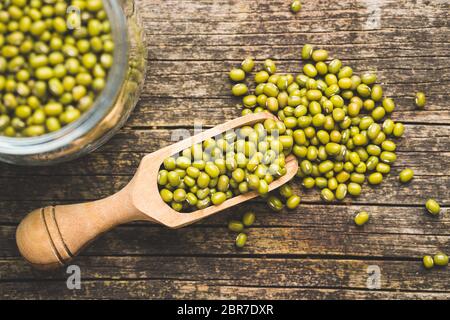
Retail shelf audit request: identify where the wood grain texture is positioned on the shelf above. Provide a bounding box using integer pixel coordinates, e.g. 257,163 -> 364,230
0,257 -> 449,299
0,0 -> 449,299
2,256 -> 449,292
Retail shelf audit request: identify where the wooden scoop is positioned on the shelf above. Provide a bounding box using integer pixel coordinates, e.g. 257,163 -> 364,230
16,113 -> 298,270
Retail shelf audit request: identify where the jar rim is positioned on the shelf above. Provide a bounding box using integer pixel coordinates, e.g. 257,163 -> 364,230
0,0 -> 129,156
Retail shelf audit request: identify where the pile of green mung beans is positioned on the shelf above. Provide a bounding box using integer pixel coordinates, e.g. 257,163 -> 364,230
232,45 -> 408,204
159,40 -> 446,258
225,45 -> 446,258
0,0 -> 114,137
157,120 -> 293,212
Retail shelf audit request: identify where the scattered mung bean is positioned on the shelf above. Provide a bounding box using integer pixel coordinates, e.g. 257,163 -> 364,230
290,1 -> 302,13
354,211 -> 369,226
433,253 -> 449,267
415,92 -> 426,108
242,211 -> 256,227
399,168 -> 414,183
423,255 -> 434,269
425,199 -> 440,215
235,232 -> 248,248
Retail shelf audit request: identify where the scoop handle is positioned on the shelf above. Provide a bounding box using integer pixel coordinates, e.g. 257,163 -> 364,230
16,184 -> 146,270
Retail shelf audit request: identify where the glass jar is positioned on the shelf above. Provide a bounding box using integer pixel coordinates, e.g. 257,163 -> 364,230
0,0 -> 147,165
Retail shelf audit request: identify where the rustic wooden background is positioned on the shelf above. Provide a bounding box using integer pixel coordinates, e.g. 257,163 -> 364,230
1,0 -> 449,299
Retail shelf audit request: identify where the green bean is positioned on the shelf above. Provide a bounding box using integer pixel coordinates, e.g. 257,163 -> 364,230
371,106 -> 386,121
241,57 -> 255,73
312,49 -> 328,62
186,193 -> 198,206
338,66 -> 353,79
368,172 -> 383,185
211,192 -> 227,205
347,182 -> 361,196
264,59 -> 277,74
335,183 -> 347,200
255,70 -> 269,83
423,255 -> 434,269
316,62 -> 328,75
60,108 -> 80,124
399,168 -> 414,183
381,140 -> 396,152
303,64 -> 317,78
380,151 -> 397,164
354,211 -> 369,226
433,253 -> 448,267
425,199 -> 440,215
382,98 -> 395,113
321,188 -> 335,202
286,195 -> 301,209
415,92 -> 426,108
392,123 -> 405,137
376,163 -> 390,174
235,233 -> 248,248
15,106 -> 31,119
232,83 -> 248,96
301,44 -> 313,60
267,196 -> 284,212
242,211 -> 256,227
290,0 -> 302,13
279,184 -> 294,199
301,177 -> 314,189
173,189 -> 187,202
45,117 -> 61,132
371,85 -> 383,101
228,220 -> 244,232
229,68 -> 246,82
196,198 -> 210,210
326,59 -> 341,74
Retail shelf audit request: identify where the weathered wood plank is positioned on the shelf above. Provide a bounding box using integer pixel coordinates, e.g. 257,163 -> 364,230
0,279 -> 448,300
1,257 -> 449,293
139,0 -> 449,22
144,11 -> 449,32
139,0 -> 450,38
2,216 -> 449,258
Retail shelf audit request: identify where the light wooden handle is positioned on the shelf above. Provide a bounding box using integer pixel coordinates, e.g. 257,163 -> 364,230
16,185 -> 146,270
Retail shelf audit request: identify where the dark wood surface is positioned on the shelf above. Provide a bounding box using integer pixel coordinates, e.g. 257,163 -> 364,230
1,0 -> 449,299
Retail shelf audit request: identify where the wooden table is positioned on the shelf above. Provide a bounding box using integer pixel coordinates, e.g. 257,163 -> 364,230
1,0 -> 449,300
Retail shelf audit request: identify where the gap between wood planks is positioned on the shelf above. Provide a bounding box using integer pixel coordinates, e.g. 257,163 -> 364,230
1,256 -> 449,294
